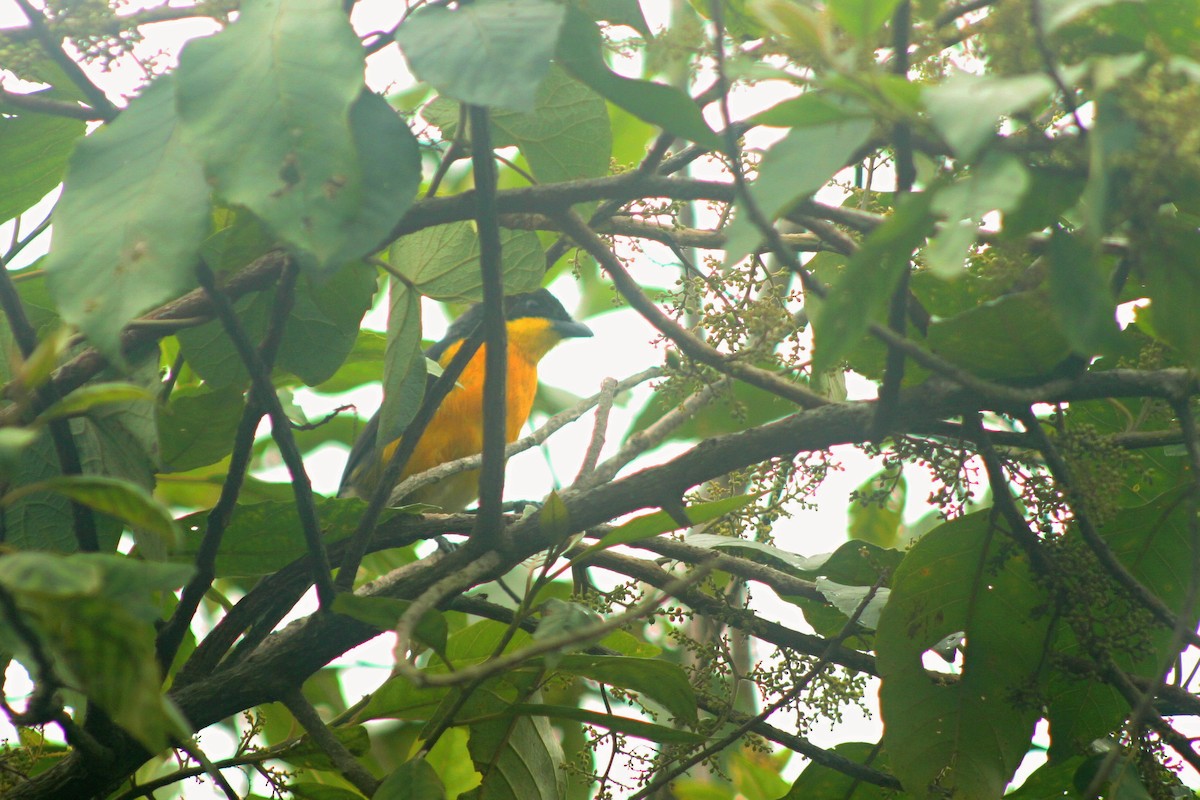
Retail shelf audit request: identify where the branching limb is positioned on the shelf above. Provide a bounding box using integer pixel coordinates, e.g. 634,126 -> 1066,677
157,264 -> 300,669
282,689 -> 379,797
389,367 -> 661,504
196,262 -> 336,609
10,0 -> 118,120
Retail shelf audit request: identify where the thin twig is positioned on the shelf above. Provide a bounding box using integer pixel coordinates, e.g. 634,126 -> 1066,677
555,211 -> 829,410
402,562 -> 716,689
574,377 -> 617,482
0,86 -> 99,120
11,0 -> 118,120
388,367 -> 661,504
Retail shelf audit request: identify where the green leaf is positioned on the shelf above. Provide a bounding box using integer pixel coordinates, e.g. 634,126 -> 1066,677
509,703 -> 706,744
313,330 -> 387,394
379,279 -> 425,449
752,93 -> 871,128
7,475 -> 180,549
177,262 -> 378,388
157,385 -> 246,472
175,497 -> 412,577
538,490 -> 571,538
571,494 -> 756,566
46,76 -> 209,362
389,222 -> 545,303
811,192 -> 934,374
1047,228 -> 1119,354
341,89 -> 423,256
783,742 -> 893,799
556,6 -> 722,149
927,153 -> 1030,277
626,376 -> 797,443
1047,489 -> 1200,759
1042,0 -> 1131,31
848,469 -> 906,549
35,383 -> 155,424
396,0 -> 566,112
288,784 -> 367,800
1140,218 -> 1200,368
492,67 -> 612,184
924,72 -> 1055,159
828,0 -> 903,39
577,0 -> 652,36
177,0 -> 411,271
683,532 -> 832,572
877,511 -> 1050,798
466,691 -> 566,800
283,725 -> 371,770
814,579 -> 889,629
0,553 -> 190,752
926,292 -> 1072,379
0,107 -> 84,223
375,758 -> 447,800
332,594 -> 448,654
724,117 -> 874,263
533,599 -> 600,664
552,654 -> 699,726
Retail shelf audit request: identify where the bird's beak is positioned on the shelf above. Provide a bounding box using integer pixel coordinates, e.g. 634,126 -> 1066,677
553,319 -> 594,339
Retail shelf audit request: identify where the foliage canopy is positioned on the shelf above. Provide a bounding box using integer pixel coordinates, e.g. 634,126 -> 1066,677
0,0 -> 1199,798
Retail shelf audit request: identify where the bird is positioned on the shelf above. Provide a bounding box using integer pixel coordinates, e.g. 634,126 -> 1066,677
337,288 -> 593,509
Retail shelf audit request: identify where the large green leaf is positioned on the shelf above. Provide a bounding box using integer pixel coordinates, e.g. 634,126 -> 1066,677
0,553 -> 190,752
1047,489 -> 1200,759
551,654 -> 699,726
379,279 -> 426,452
426,68 -> 611,185
924,72 -> 1055,159
926,292 -> 1072,379
828,0 -> 903,39
783,741 -> 896,799
556,6 -> 721,149
389,222 -> 545,303
1046,228 -> 1119,354
46,76 -> 209,362
0,107 -> 84,223
811,192 -> 934,374
176,262 -> 378,388
877,511 -> 1050,798
375,758 -> 448,800
723,117 -> 874,263
396,0 -> 565,112
176,0 -> 416,271
466,690 -> 567,800
848,468 -> 906,549
1141,218 -> 1200,368
362,621 -> 536,721
6,475 -> 179,549
157,385 -> 246,472
174,497 -> 412,576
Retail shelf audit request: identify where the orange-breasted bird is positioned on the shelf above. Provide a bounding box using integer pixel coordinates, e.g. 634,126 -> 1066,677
337,289 -> 593,508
